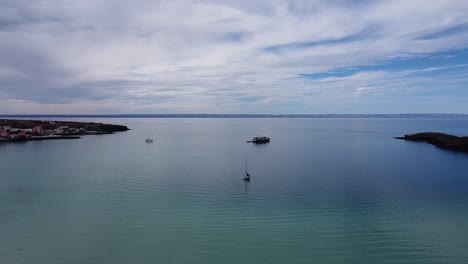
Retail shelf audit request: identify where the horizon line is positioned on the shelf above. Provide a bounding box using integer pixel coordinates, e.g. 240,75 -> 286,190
1,113 -> 467,119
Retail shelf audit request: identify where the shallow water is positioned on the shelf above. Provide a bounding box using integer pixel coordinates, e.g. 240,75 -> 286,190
1,118 -> 468,263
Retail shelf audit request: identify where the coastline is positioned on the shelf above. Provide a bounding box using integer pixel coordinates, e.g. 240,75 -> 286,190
396,132 -> 468,153
1,135 -> 81,143
0,119 -> 129,143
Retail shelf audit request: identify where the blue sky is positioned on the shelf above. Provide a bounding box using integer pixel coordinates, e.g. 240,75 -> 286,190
1,0 -> 468,114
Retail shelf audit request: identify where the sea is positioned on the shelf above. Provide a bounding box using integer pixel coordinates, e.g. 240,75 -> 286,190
1,117 -> 468,264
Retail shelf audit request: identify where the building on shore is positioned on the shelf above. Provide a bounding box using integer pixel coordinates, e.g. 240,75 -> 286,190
32,126 -> 44,135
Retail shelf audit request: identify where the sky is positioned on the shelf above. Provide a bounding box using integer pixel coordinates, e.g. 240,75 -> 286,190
1,0 -> 468,114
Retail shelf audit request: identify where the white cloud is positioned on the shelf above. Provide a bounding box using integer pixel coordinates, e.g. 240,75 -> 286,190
1,0 -> 468,113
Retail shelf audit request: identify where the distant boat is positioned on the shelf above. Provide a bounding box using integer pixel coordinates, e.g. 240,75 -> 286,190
145,131 -> 154,143
244,171 -> 250,182
243,157 -> 251,182
248,135 -> 270,144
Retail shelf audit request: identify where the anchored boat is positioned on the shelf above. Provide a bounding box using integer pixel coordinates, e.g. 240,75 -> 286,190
243,156 -> 251,182
248,135 -> 270,144
243,171 -> 250,182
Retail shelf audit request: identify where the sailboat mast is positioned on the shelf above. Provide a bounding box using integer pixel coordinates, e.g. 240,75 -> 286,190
245,156 -> 248,171
243,154 -> 251,181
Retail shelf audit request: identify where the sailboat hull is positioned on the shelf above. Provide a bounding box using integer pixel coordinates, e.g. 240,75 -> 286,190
244,171 -> 250,181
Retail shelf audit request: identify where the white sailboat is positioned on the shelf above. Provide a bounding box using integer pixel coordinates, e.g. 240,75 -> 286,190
243,156 -> 250,182
145,132 -> 154,143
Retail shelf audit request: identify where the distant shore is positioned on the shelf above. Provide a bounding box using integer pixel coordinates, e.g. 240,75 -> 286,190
1,119 -> 129,143
0,114 -> 467,119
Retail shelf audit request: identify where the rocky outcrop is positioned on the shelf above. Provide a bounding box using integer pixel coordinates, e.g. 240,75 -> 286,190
396,132 -> 468,153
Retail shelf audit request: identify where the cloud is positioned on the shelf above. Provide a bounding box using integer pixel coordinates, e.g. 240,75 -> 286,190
1,0 -> 468,114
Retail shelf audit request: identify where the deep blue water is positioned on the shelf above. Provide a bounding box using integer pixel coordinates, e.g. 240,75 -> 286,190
1,118 -> 468,263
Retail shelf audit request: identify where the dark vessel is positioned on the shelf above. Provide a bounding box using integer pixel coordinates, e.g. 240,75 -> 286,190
249,135 -> 270,144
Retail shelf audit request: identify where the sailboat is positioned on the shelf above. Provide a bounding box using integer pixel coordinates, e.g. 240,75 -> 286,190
145,133 -> 153,143
243,156 -> 251,182
145,131 -> 154,143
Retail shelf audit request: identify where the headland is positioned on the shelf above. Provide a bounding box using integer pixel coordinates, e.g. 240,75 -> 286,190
0,119 -> 129,143
396,132 -> 468,153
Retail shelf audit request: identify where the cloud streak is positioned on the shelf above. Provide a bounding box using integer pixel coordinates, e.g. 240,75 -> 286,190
1,0 -> 468,113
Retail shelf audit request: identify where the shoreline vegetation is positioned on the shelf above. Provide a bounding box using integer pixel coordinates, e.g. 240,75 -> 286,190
396,132 -> 468,153
0,119 -> 129,143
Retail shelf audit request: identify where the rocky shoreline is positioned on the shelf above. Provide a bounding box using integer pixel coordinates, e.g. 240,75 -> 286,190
396,132 -> 468,153
2,135 -> 82,142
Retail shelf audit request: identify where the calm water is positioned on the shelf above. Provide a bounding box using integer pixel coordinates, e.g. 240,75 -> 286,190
1,118 -> 468,264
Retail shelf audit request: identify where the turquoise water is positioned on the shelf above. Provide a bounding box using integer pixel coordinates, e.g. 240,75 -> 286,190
1,118 -> 468,264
